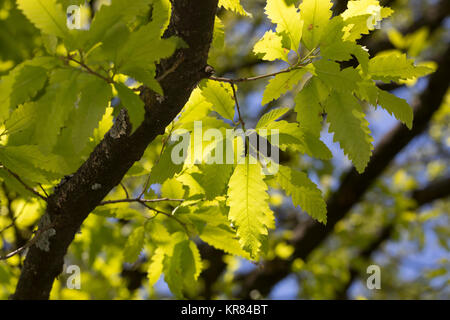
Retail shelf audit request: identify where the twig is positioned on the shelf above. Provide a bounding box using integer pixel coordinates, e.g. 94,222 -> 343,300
64,55 -> 113,84
209,65 -> 306,84
119,182 -> 130,199
231,83 -> 245,130
0,223 -> 55,261
38,184 -> 49,198
139,202 -> 189,234
156,56 -> 185,82
98,197 -> 184,206
1,166 -> 47,201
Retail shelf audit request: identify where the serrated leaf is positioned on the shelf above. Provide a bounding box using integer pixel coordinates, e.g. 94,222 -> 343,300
0,145 -> 68,183
149,142 -> 185,184
116,23 -> 178,78
325,91 -> 373,173
368,52 -> 434,82
82,0 -> 152,49
256,107 -> 290,129
148,247 -> 165,286
123,226 -> 145,263
341,0 -> 393,41
320,16 -> 369,73
253,30 -> 289,62
294,78 -> 325,137
17,0 -> 69,39
161,178 -> 185,199
191,163 -> 234,200
226,157 -> 273,258
265,0 -> 303,52
34,68 -> 81,152
200,80 -> 235,121
299,0 -> 333,50
219,0 -> 251,17
212,17 -> 225,49
115,83 -> 145,131
10,65 -> 48,109
277,165 -> 327,223
262,69 -> 307,105
149,0 -> 172,35
176,88 -> 212,128
260,118 -> 332,160
199,224 -> 250,258
377,89 -> 413,129
69,75 -> 112,153
313,59 -> 361,92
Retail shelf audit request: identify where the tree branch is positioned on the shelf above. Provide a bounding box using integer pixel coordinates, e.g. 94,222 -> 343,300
12,0 -> 219,300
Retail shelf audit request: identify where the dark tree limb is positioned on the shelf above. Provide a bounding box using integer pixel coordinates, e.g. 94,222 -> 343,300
12,0 -> 219,300
236,45 -> 450,298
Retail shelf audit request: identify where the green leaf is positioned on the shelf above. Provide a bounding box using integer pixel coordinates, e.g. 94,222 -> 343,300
299,0 -> 333,50
200,80 -> 235,121
253,30 -> 289,62
164,237 -> 201,298
260,118 -> 331,160
191,164 -> 234,200
17,0 -> 69,39
313,59 -> 361,92
219,0 -> 251,17
341,0 -> 393,42
325,91 -> 373,173
148,247 -> 165,286
10,65 -> 48,109
123,226 -> 145,263
0,145 -> 68,183
212,17 -> 225,50
149,0 -> 172,35
320,17 -> 369,73
82,0 -> 152,49
277,165 -> 327,223
377,89 -> 413,129
116,23 -> 178,79
256,107 -> 290,129
70,75 -> 112,153
34,68 -> 81,152
226,157 -> 273,258
176,88 -> 212,128
368,52 -> 434,82
199,223 -> 249,257
261,69 -> 307,105
294,77 -> 325,137
148,142 -> 185,184
265,0 -> 303,52
115,83 -> 145,131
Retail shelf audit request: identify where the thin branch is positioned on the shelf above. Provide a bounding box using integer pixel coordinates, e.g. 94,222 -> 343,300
119,182 -> 130,199
64,55 -> 113,84
156,56 -> 185,82
138,202 -> 189,234
1,166 -> 47,201
231,83 -> 245,130
98,197 -> 184,206
209,65 -> 306,84
0,223 -> 55,261
38,184 -> 49,198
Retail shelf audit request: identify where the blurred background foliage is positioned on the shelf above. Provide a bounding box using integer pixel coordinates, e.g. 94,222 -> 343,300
0,0 -> 449,299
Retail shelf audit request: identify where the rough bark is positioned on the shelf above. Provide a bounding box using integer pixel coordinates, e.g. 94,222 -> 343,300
12,0 -> 218,300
